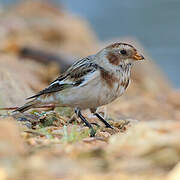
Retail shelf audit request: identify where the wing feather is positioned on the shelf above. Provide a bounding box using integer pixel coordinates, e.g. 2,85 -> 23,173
27,55 -> 99,99
26,83 -> 74,99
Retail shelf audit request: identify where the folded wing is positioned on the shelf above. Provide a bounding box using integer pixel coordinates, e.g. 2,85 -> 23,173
27,56 -> 100,100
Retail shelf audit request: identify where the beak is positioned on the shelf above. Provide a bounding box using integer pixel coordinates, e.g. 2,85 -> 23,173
132,52 -> 144,61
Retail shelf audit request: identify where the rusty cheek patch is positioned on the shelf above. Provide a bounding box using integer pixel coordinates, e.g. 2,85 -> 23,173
107,52 -> 120,65
100,70 -> 118,88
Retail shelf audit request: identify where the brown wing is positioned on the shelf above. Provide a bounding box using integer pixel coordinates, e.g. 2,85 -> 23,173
26,82 -> 73,99
27,56 -> 99,100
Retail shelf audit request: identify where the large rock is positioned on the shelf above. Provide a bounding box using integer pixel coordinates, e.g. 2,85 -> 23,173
0,0 -> 98,56
0,55 -> 45,107
108,120 -> 180,173
0,117 -> 25,156
168,162 -> 180,180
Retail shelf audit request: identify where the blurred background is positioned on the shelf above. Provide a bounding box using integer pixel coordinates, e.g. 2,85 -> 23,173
1,1 -> 180,180
2,0 -> 180,87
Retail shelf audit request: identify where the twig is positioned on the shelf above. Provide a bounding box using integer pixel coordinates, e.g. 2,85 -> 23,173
24,130 -> 45,136
0,107 -> 19,110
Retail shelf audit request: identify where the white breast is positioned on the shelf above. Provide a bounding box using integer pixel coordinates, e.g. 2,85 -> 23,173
54,67 -> 130,110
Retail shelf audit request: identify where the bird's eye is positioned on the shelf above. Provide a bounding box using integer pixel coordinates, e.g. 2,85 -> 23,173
120,50 -> 127,55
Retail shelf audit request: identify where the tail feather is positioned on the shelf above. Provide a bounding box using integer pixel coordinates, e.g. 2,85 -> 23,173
14,100 -> 39,113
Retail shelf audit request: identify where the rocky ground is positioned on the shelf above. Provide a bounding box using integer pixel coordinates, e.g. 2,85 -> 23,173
0,1 -> 180,180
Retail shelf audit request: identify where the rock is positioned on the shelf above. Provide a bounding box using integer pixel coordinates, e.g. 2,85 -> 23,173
167,91 -> 180,108
108,94 -> 176,121
168,162 -> 180,180
0,56 -> 44,107
0,0 -> 98,57
107,120 -> 180,172
0,117 -> 25,156
0,168 -> 7,180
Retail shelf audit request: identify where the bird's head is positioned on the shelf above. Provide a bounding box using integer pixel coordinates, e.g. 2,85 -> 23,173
100,42 -> 144,67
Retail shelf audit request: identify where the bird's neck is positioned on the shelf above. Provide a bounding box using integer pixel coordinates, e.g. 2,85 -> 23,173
119,62 -> 133,73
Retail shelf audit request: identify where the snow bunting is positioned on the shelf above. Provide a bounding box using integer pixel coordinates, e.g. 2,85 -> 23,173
15,42 -> 144,136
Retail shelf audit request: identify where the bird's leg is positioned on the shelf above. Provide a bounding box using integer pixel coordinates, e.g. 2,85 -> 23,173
94,113 -> 113,129
90,108 -> 113,129
75,108 -> 96,137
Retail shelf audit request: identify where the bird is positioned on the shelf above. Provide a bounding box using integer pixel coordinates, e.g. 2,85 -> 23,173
15,42 -> 144,136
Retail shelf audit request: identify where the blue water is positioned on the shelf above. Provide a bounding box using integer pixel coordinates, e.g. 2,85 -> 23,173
3,0 -> 180,87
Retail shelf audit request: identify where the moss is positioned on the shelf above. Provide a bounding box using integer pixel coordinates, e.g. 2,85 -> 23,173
38,128 -> 54,139
55,107 -> 74,118
39,114 -> 57,127
29,111 -> 65,128
62,125 -> 90,143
